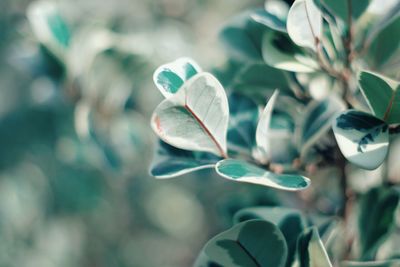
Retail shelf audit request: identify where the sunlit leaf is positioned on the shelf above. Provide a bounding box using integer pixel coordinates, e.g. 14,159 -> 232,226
151,72 -> 229,157
215,159 -> 310,191
287,0 -> 322,50
194,220 -> 288,267
332,110 -> 389,170
153,57 -> 201,98
150,140 -> 220,178
255,90 -> 279,163
359,71 -> 400,124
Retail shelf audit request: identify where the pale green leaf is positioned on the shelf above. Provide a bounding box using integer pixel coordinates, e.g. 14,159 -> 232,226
215,159 -> 310,191
287,0 -> 322,50
332,110 -> 389,170
151,73 -> 229,157
153,57 -> 201,98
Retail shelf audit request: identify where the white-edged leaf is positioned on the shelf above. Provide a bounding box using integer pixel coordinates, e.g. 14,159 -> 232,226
151,72 -> 229,157
27,0 -> 70,60
215,159 -> 310,191
254,90 -> 279,164
150,140 -> 220,178
358,70 -> 400,124
287,0 -> 322,50
262,30 -> 318,72
332,110 -> 389,170
294,227 -> 333,267
153,57 -> 201,98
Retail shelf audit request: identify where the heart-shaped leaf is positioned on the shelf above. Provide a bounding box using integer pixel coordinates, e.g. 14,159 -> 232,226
359,71 -> 400,124
234,207 -> 307,267
262,30 -> 318,72
298,95 -> 346,157
254,90 -> 279,163
227,93 -> 259,155
27,1 -> 71,59
150,140 -> 220,178
215,159 -> 310,191
194,220 -> 288,267
151,72 -> 229,157
153,57 -> 201,98
293,227 -> 333,267
287,0 -> 322,50
332,110 -> 389,170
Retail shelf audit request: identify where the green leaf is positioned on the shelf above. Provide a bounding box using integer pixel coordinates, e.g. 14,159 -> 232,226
254,90 -> 279,164
151,73 -> 229,157
293,227 -> 333,267
215,159 -> 310,191
220,9 -> 267,61
233,63 -> 290,94
194,220 -> 288,267
342,260 -> 400,267
149,140 -> 220,178
227,93 -> 259,154
298,96 -> 346,157
153,57 -> 201,98
365,6 -> 400,68
332,110 -> 389,170
359,71 -> 400,124
318,0 -> 372,22
262,30 -> 318,72
358,187 -> 400,260
287,0 -> 322,50
27,1 -> 71,59
234,207 -> 307,267
251,9 -> 287,32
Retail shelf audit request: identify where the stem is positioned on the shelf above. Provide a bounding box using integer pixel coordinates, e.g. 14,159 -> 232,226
344,0 -> 353,69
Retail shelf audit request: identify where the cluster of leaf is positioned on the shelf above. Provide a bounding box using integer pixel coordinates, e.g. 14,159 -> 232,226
194,185 -> 400,267
149,0 -> 400,265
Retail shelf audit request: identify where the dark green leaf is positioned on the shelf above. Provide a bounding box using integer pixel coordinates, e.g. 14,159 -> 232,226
194,220 -> 288,267
150,140 -> 220,178
358,187 -> 400,260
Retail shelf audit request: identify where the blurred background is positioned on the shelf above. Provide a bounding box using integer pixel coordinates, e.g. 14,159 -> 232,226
0,0 -> 295,266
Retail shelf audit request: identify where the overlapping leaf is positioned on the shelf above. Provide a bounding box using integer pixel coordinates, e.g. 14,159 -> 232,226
150,140 -> 220,178
153,57 -> 201,98
151,72 -> 229,157
332,110 -> 389,170
194,220 -> 288,267
359,71 -> 400,124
